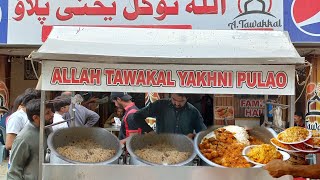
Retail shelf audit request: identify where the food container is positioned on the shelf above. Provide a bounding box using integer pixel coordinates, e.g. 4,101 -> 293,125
47,127 -> 123,164
194,126 -> 277,167
126,133 -> 196,166
242,145 -> 291,166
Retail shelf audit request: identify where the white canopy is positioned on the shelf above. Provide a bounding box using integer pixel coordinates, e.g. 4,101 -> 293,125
31,26 -> 304,65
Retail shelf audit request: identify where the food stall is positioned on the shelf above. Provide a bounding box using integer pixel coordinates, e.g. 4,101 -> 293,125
30,27 -> 304,180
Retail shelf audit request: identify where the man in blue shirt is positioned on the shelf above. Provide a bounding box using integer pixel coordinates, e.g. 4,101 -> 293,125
133,93 -> 206,139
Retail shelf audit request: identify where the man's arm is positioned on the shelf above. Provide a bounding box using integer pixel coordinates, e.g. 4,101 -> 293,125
84,109 -> 100,127
81,97 -> 99,108
289,164 -> 320,179
6,115 -> 24,150
7,140 -> 30,180
133,105 -> 154,133
264,159 -> 320,178
193,109 -> 207,133
105,113 -> 116,125
5,133 -> 16,150
79,105 -> 100,127
118,121 -> 126,140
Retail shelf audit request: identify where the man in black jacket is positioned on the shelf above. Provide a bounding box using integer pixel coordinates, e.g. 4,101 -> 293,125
133,93 -> 206,139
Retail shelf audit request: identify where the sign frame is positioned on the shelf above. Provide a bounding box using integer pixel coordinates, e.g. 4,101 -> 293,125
41,61 -> 295,95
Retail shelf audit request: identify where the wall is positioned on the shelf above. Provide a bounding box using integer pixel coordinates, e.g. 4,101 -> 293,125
302,54 -> 320,165
304,55 -> 320,127
9,56 -> 38,108
214,95 -> 288,126
0,55 -> 10,128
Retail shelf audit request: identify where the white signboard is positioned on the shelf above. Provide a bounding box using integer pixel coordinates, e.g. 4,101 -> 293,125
7,0 -> 283,44
42,61 -> 295,95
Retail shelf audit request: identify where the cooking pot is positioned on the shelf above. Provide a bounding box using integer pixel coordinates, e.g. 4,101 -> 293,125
126,133 -> 196,166
47,127 -> 123,164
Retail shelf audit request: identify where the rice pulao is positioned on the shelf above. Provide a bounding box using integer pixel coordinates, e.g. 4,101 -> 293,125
56,139 -> 116,163
134,143 -> 190,165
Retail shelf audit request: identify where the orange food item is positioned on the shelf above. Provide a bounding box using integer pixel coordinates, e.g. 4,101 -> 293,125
270,138 -> 294,150
291,143 -> 319,151
214,107 -> 234,119
306,138 -> 320,147
199,129 -> 263,168
249,136 -> 264,145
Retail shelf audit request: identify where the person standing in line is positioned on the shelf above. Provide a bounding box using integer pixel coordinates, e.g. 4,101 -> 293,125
52,96 -> 71,132
7,99 -> 54,180
2,94 -> 24,144
10,94 -> 25,115
6,90 -> 40,150
61,91 -> 100,127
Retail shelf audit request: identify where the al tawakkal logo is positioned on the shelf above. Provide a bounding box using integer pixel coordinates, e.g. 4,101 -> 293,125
305,83 -> 320,130
228,0 -> 282,30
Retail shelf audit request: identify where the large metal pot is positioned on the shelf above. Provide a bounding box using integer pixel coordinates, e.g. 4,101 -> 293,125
126,133 -> 196,166
47,127 -> 123,164
194,126 -> 277,167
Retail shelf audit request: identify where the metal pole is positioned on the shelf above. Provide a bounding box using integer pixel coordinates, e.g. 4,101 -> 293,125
264,95 -> 268,125
45,118 -> 72,128
288,95 -> 295,127
39,90 -> 46,179
70,91 -> 75,127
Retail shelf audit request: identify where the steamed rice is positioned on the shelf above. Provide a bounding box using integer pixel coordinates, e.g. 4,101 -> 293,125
56,139 -> 116,163
135,143 -> 190,165
223,125 -> 250,145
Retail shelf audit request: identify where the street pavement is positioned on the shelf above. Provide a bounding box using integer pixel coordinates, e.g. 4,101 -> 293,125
0,159 -> 8,180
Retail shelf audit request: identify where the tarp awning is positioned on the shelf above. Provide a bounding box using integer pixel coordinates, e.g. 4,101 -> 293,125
31,26 -> 304,65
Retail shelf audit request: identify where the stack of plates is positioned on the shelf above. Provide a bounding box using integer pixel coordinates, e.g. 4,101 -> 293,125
271,127 -> 319,153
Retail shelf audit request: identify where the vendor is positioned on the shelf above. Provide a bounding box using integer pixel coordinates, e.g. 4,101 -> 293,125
110,92 -> 149,143
133,93 -> 207,139
104,107 -> 124,127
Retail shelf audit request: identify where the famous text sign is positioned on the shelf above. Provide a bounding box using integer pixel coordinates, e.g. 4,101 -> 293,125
240,99 -> 264,117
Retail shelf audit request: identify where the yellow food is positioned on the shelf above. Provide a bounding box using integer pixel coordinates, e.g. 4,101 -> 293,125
311,130 -> 320,138
278,127 -> 309,143
247,144 -> 283,164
